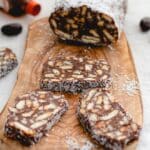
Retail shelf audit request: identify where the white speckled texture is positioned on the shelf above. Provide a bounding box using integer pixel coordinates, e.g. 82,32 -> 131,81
0,0 -> 150,149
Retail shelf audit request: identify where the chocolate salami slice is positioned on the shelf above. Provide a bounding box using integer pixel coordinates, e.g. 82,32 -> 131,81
77,88 -> 141,150
0,47 -> 18,78
40,55 -> 111,93
4,90 -> 68,146
49,0 -> 127,46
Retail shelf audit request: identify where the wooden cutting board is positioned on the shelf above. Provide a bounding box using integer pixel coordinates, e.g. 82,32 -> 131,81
0,18 -> 143,150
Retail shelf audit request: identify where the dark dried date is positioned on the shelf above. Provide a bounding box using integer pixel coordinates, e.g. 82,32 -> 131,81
1,23 -> 22,36
140,17 -> 150,32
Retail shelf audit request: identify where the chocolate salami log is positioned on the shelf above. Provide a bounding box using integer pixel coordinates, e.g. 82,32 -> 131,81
40,55 -> 111,93
4,90 -> 68,146
0,47 -> 18,78
77,88 -> 141,150
49,0 -> 127,46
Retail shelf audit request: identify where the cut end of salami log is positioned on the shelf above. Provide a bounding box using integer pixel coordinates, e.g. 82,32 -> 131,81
0,47 -> 18,78
49,0 -> 127,46
77,88 -> 141,150
4,90 -> 68,146
40,55 -> 111,93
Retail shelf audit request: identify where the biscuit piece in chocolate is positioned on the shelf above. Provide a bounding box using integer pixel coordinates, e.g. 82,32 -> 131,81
5,90 -> 68,146
77,88 -> 141,150
0,47 -> 18,78
49,0 -> 127,46
40,55 -> 111,93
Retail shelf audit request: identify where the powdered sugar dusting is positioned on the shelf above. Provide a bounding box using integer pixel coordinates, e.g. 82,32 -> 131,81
66,137 -> 80,150
66,136 -> 94,150
81,141 -> 94,150
113,71 -> 140,97
122,79 -> 139,96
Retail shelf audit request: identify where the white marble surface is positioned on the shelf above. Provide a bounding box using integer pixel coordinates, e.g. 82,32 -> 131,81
0,0 -> 150,149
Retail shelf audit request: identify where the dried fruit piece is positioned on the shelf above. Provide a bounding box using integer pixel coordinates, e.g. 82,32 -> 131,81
40,55 -> 111,93
49,0 -> 127,46
0,48 -> 18,78
1,23 -> 22,36
4,90 -> 68,146
77,88 -> 141,150
140,17 -> 150,32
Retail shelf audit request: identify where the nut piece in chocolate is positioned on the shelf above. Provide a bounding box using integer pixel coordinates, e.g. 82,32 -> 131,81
77,88 -> 141,150
40,55 -> 111,93
0,47 -> 18,78
49,0 -> 127,46
4,90 -> 69,146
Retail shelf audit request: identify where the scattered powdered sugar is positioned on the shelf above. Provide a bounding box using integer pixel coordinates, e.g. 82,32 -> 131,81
113,71 -> 140,96
81,141 -> 94,150
66,136 -> 94,150
122,79 -> 139,96
66,137 -> 80,150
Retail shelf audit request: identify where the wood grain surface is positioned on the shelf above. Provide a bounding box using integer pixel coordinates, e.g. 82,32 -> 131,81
0,18 -> 143,150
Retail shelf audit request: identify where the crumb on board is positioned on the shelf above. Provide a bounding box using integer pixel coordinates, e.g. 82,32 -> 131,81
108,45 -> 117,51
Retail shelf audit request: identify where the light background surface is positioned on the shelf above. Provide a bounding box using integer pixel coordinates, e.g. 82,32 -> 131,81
0,0 -> 150,149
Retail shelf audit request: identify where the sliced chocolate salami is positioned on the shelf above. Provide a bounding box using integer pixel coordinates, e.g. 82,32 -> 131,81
49,0 -> 127,46
0,47 -> 18,78
77,88 -> 141,150
40,55 -> 111,93
5,90 -> 68,146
